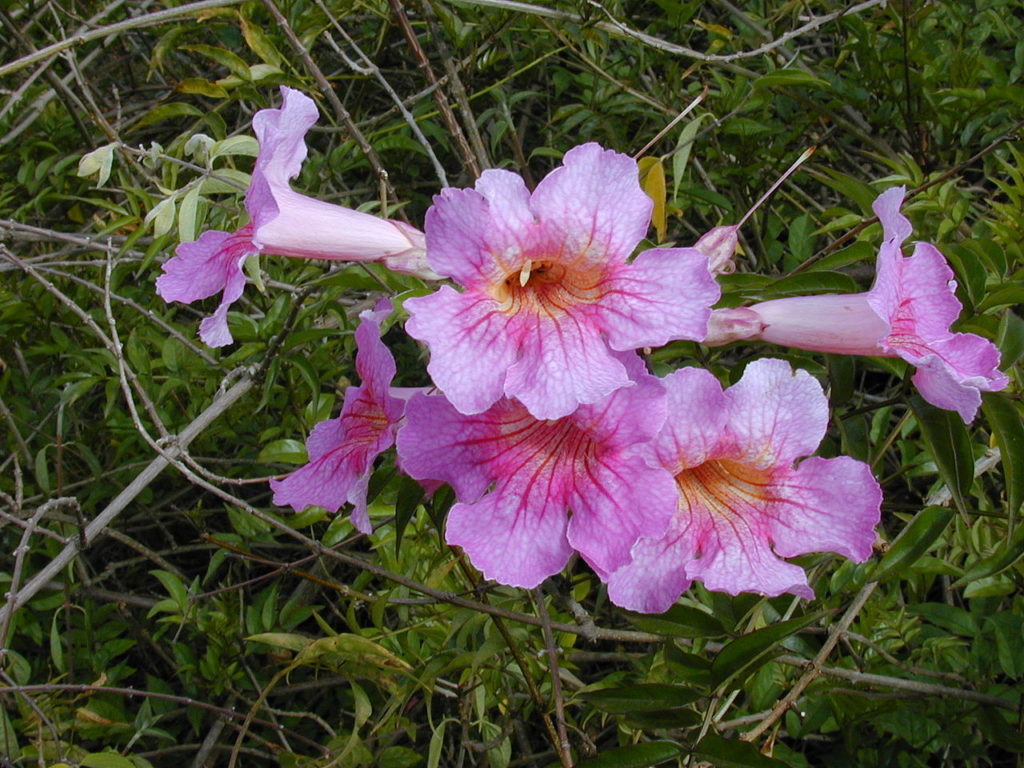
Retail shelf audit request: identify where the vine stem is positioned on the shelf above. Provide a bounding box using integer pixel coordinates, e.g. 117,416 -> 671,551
0,0 -> 245,78
741,581 -> 878,742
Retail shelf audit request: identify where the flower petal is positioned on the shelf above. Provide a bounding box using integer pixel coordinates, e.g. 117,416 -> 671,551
911,334 -> 1009,423
768,456 -> 881,562
446,485 -> 574,589
568,455 -> 677,578
651,367 -> 729,472
725,358 -> 829,467
606,530 -> 695,613
503,310 -> 632,420
597,247 -> 718,349
423,171 -> 534,287
529,143 -> 652,267
395,392 -> 499,502
405,287 -> 517,415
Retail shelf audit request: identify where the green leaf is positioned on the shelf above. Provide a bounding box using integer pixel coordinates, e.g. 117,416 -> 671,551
626,604 -> 726,638
177,184 -> 203,244
872,506 -> 954,581
754,69 -> 830,90
176,77 -> 229,98
693,733 -> 792,767
135,102 -> 203,129
577,741 -> 681,768
394,474 -> 424,555
711,612 -> 824,685
247,632 -> 313,653
908,603 -> 978,637
258,438 -> 307,465
579,683 -> 701,713
183,44 -> 251,79
955,523 -> 1024,586
981,393 -> 1024,520
758,270 -> 858,298
76,143 -> 116,186
80,752 -> 137,768
909,396 -> 974,516
672,113 -> 710,201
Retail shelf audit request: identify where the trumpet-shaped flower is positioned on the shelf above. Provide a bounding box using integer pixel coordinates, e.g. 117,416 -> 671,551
270,300 -> 403,533
709,187 -> 1007,422
156,87 -> 435,347
404,143 -> 720,420
395,361 -> 678,588
607,359 -> 881,614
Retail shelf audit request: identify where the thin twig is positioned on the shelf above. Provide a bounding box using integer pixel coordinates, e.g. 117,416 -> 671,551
0,0 -> 247,78
534,586 -> 573,767
742,582 -> 879,742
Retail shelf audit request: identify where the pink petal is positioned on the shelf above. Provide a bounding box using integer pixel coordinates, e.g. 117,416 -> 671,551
911,334 -> 1009,423
530,143 -> 652,267
395,392 -> 499,502
704,307 -> 767,347
270,304 -> 402,532
725,358 -> 829,467
870,241 -> 962,343
597,247 -> 718,349
404,287 -> 517,415
446,487 -> 574,589
768,456 -> 881,562
156,227 -> 255,348
651,367 -> 729,472
423,174 -> 534,287
250,87 -> 319,196
681,502 -> 815,599
568,454 -> 677,578
606,530 -> 695,614
503,310 -> 632,420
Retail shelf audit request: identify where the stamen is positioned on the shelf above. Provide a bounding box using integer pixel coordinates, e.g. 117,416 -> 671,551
519,260 -> 533,287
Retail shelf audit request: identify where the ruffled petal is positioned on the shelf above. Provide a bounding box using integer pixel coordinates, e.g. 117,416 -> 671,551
423,173 -> 534,287
681,502 -> 815,599
404,287 -> 517,415
597,247 -> 718,349
606,527 -> 695,613
445,485 -> 574,588
157,227 -> 256,348
270,304 -> 402,531
395,392 -> 498,502
911,334 -> 1009,423
725,358 -> 829,467
567,455 -> 677,578
503,310 -> 632,420
768,456 -> 881,562
652,367 -> 729,472
529,143 -> 652,268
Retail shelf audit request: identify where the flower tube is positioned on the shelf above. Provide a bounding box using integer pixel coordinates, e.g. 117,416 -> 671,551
708,187 -> 1008,422
404,142 -> 720,420
607,359 -> 881,614
157,87 -> 436,347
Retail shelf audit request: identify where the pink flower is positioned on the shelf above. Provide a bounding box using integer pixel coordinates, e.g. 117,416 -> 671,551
156,87 -> 435,347
270,300 -> 404,534
404,143 -> 720,420
395,360 -> 679,588
607,359 -> 881,614
711,187 -> 1008,423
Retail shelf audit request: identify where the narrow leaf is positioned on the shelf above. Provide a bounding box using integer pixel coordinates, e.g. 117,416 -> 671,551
577,741 -> 681,768
711,612 -> 824,685
873,505 -> 955,581
910,396 -> 974,516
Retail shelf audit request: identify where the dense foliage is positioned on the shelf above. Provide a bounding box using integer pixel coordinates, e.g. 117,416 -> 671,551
1,1 -> 1022,766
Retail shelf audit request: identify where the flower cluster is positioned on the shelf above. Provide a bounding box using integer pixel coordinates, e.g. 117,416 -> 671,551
158,87 -> 1008,612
